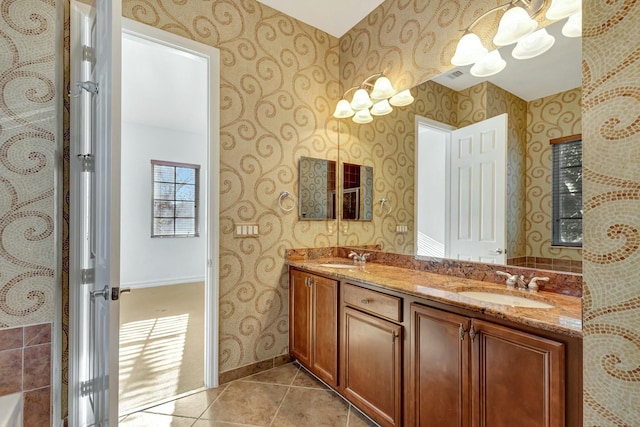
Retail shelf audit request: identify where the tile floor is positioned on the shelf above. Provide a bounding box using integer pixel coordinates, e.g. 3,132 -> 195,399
119,362 -> 380,426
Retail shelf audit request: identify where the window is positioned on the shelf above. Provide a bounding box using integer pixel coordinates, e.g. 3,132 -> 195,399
551,135 -> 582,247
151,160 -> 200,237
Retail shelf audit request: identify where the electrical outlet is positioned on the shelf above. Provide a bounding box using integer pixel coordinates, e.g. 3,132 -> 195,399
234,223 -> 259,237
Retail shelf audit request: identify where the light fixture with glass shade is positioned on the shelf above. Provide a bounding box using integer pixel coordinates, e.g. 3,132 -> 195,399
450,0 -> 581,76
562,12 -> 581,37
512,28 -> 555,59
333,72 -> 414,124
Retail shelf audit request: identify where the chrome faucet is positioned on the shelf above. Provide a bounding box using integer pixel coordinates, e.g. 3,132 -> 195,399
496,271 -> 549,293
348,251 -> 370,263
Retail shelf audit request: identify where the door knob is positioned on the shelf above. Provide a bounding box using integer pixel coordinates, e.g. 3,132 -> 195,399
489,248 -> 504,255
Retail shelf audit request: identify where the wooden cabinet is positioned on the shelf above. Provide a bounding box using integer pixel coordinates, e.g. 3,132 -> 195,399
341,285 -> 403,427
289,269 -> 338,386
410,304 -> 565,427
410,305 -> 471,427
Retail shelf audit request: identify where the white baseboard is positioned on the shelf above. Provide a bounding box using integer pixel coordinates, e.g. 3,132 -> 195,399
121,276 -> 205,289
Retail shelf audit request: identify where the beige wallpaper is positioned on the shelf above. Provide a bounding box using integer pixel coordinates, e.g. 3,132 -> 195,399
120,0 -> 340,372
0,0 -> 57,327
526,88 -> 582,262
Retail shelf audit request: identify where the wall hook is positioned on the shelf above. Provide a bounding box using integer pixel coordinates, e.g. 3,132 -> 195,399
278,191 -> 295,212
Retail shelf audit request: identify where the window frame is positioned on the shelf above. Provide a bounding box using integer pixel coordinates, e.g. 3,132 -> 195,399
151,159 -> 201,238
550,134 -> 582,248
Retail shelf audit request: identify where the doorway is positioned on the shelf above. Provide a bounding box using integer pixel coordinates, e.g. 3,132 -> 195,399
415,114 -> 507,263
117,21 -> 220,416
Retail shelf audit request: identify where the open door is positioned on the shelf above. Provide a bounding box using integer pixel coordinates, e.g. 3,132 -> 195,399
449,114 -> 507,264
69,1 -> 121,425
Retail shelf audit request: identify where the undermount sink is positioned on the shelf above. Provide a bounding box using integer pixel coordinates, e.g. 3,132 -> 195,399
458,291 -> 554,309
318,263 -> 358,269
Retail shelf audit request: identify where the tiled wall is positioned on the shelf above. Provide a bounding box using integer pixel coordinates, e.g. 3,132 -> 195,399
0,323 -> 52,426
0,0 -> 57,327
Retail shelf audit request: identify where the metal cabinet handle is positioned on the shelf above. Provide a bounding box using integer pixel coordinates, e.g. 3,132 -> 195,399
459,324 -> 467,341
360,298 -> 370,305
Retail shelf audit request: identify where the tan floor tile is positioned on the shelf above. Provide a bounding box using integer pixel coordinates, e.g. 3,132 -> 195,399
270,387 -> 348,427
146,386 -> 227,418
199,381 -> 288,425
347,406 -> 379,427
242,363 -> 299,385
291,367 -> 328,389
119,411 -> 196,427
192,420 -> 260,426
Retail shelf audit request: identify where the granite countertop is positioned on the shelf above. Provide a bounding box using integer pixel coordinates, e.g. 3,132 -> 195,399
287,257 -> 582,338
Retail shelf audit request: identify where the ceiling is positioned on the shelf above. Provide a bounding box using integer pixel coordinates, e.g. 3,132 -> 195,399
256,0 -> 385,38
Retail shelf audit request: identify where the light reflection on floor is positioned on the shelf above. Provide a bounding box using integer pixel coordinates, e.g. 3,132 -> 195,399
119,313 -> 189,415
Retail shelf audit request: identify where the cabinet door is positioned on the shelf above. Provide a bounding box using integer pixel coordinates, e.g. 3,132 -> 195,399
410,304 -> 471,427
312,275 -> 338,386
342,307 -> 402,427
289,269 -> 312,367
471,320 -> 565,427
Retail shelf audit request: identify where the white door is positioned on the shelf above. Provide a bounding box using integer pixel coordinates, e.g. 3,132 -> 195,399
69,1 -> 121,426
449,114 -> 507,264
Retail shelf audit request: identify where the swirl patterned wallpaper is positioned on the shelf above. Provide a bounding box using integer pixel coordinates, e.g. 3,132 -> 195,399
0,0 -> 57,328
526,88 -> 582,262
120,0 -> 340,372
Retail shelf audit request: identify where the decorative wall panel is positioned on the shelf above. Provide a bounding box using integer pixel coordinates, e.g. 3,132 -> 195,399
582,1 -> 640,424
0,0 -> 57,327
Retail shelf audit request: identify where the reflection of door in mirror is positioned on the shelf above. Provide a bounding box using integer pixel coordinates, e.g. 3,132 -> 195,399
342,163 -> 373,221
298,157 -> 336,220
416,115 -> 507,264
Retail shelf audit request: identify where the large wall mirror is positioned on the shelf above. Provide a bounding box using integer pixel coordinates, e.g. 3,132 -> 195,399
337,18 -> 582,274
298,156 -> 337,220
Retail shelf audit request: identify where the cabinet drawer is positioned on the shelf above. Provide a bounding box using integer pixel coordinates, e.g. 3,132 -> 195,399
343,283 -> 402,322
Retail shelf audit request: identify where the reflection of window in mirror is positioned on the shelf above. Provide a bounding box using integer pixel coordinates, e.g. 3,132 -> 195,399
151,160 -> 200,237
342,163 -> 373,221
551,134 -> 582,247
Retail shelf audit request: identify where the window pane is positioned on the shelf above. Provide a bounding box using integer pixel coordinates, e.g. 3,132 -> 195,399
560,219 -> 582,243
176,183 -> 195,201
175,201 -> 195,218
154,182 -> 175,200
153,218 -> 174,235
154,165 -> 175,183
176,167 -> 196,184
560,196 -> 582,219
154,200 -> 175,217
175,218 -> 195,235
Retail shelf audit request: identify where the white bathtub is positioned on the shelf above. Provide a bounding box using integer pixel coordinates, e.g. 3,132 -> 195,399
0,393 -> 23,427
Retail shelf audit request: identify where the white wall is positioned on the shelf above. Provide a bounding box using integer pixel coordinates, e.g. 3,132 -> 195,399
416,124 -> 448,258
120,122 -> 206,287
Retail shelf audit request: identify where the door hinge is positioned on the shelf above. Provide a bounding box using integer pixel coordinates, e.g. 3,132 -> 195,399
82,45 -> 96,63
80,379 -> 94,397
81,268 -> 95,285
78,154 -> 94,172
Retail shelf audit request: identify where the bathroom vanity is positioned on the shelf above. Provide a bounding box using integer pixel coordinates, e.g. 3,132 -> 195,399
287,257 -> 582,427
